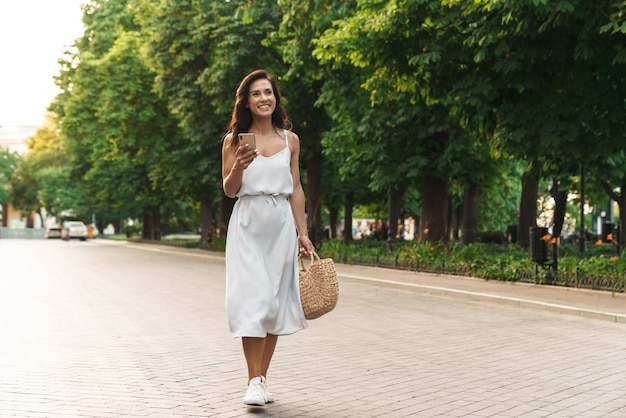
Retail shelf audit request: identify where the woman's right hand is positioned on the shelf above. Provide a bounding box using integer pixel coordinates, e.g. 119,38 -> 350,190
233,144 -> 258,171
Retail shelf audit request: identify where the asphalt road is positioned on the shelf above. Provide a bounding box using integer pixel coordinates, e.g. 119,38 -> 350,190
0,239 -> 624,417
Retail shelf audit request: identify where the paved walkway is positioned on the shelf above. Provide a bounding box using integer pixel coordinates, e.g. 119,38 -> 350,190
333,263 -> 626,324
0,239 -> 624,417
125,240 -> 626,324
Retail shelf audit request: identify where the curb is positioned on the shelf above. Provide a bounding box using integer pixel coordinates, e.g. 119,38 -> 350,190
106,241 -> 626,324
339,273 -> 626,324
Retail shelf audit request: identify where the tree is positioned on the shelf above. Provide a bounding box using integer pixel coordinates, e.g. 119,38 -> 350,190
479,0 -> 626,247
315,62 -> 384,241
22,116 -> 69,221
0,148 -> 19,214
8,157 -> 39,227
273,0 -> 356,245
594,152 -> 626,247
137,0 -> 288,242
313,1 -> 497,243
95,30 -> 180,239
53,0 -> 184,238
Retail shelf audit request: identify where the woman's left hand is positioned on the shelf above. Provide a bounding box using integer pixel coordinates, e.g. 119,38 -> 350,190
298,236 -> 315,257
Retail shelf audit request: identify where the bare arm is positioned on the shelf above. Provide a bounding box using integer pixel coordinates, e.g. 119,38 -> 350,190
287,131 -> 315,255
222,133 -> 258,198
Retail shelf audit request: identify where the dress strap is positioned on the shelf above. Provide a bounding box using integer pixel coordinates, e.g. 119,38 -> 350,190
283,129 -> 288,147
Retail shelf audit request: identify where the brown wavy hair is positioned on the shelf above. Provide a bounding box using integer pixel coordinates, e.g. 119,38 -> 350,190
225,69 -> 290,149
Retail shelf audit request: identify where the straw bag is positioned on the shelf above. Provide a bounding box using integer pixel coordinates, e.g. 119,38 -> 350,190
298,251 -> 339,320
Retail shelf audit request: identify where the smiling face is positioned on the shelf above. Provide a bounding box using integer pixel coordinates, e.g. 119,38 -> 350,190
247,78 -> 276,119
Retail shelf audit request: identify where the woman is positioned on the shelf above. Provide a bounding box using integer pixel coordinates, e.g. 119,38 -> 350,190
222,69 -> 314,406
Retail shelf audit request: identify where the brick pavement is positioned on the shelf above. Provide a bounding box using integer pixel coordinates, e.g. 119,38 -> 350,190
333,264 -> 626,324
0,239 -> 625,417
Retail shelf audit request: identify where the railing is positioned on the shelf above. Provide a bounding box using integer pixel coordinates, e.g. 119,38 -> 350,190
0,228 -> 46,239
338,253 -> 626,293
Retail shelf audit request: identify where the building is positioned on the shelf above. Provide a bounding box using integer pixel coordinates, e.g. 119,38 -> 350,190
0,126 -> 38,236
0,125 -> 36,154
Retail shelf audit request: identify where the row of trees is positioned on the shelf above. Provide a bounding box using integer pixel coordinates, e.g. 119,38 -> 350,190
3,0 -> 626,248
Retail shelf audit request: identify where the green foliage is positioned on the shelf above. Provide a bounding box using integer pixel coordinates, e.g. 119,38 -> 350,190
320,238 -> 624,288
129,235 -> 625,290
476,158 -> 524,231
136,0 -> 289,208
320,239 -> 534,271
396,241 -> 447,264
0,148 -> 18,203
560,246 -> 626,276
12,0 -> 626,253
599,2 -> 626,36
51,0 -> 186,229
4,119 -> 70,220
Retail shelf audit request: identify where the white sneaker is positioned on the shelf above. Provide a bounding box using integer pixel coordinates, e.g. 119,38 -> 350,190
260,376 -> 274,403
243,377 -> 265,406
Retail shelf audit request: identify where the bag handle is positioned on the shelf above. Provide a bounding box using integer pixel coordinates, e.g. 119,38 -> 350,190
298,250 -> 321,271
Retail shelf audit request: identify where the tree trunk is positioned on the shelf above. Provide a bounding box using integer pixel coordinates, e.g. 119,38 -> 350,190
328,206 -> 338,239
419,176 -> 448,242
26,211 -> 35,228
97,219 -> 106,236
154,210 -> 162,240
387,185 -> 402,244
37,208 -> 45,229
142,212 -> 151,240
518,173 -> 539,249
548,180 -> 567,272
616,184 -> 626,247
305,149 -> 323,247
601,177 -> 626,247
452,201 -> 463,241
142,207 -> 161,240
447,198 -> 457,242
551,180 -> 567,239
200,196 -> 214,244
219,196 -> 236,237
461,184 -> 478,244
112,220 -> 121,234
343,192 -> 354,241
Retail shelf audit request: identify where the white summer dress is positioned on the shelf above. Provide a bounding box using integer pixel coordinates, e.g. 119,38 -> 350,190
225,130 -> 308,338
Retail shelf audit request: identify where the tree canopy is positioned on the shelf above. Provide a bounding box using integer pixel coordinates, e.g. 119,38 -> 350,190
4,0 -> 626,247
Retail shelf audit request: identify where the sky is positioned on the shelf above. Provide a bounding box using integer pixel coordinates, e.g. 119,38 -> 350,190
0,1 -> 85,128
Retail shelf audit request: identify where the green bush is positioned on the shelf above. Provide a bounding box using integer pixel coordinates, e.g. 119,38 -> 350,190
319,238 -> 625,291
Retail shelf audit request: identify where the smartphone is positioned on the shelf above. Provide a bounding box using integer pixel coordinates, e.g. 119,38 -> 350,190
238,133 -> 256,149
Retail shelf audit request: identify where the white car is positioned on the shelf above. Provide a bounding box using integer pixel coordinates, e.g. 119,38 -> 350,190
62,221 -> 89,241
45,225 -> 63,239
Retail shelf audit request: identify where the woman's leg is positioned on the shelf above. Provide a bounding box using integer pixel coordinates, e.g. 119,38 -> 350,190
242,337 -> 265,381
242,334 -> 278,381
261,334 -> 278,378
241,337 -> 270,405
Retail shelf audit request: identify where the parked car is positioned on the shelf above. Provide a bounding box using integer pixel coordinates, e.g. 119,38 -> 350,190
45,225 -> 63,239
62,221 -> 89,241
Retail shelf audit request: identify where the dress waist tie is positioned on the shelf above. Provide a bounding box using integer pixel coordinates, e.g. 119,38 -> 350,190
238,193 -> 289,206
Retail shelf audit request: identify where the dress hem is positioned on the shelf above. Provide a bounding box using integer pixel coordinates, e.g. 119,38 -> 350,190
230,325 -> 308,339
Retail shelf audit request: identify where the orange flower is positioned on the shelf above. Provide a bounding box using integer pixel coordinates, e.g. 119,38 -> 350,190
595,239 -> 603,246
607,233 -> 613,241
540,234 -> 552,241
610,256 -> 618,262
551,238 -> 557,244
423,228 -> 430,234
